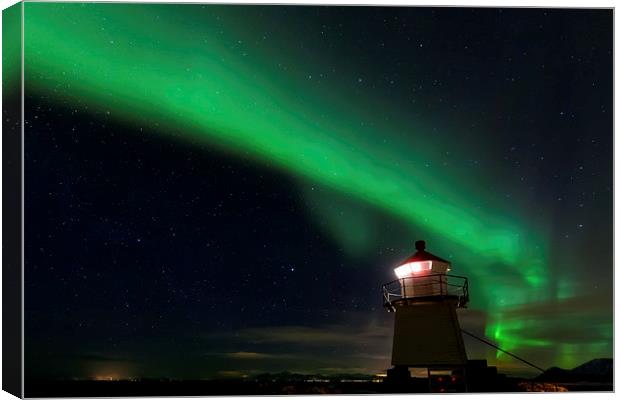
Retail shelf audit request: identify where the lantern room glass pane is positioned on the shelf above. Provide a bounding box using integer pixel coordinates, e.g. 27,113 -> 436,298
394,261 -> 433,278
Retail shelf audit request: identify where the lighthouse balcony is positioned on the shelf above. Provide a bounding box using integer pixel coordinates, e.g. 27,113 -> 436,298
382,274 -> 469,311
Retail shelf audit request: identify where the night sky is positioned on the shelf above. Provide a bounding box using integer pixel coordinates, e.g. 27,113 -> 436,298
21,4 -> 612,381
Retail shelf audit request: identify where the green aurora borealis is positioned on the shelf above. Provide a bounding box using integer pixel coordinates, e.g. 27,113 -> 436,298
18,3 -> 612,375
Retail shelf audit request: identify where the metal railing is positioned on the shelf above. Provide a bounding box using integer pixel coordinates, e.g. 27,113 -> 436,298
382,274 -> 469,310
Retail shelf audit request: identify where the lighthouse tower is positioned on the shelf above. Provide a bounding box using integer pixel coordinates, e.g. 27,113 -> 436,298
383,240 -> 469,387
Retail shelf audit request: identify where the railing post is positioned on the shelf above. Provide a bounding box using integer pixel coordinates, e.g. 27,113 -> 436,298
466,278 -> 469,299
439,274 -> 443,296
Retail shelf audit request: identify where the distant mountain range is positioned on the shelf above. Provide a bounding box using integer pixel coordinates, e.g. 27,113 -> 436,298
252,371 -> 378,382
536,358 -> 613,383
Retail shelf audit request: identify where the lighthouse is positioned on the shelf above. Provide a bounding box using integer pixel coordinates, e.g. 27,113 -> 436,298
383,240 -> 469,390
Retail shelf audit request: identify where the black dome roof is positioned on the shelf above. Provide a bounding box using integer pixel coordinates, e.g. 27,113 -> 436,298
399,240 -> 451,265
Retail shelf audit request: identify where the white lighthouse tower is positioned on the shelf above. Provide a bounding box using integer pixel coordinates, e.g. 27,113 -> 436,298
383,240 -> 469,388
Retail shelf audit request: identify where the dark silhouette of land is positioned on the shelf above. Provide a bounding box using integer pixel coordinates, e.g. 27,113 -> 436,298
24,359 -> 613,397
24,376 -> 518,397
534,358 -> 613,391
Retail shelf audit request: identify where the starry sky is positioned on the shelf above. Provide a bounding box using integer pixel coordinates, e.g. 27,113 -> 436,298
20,4 -> 612,382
